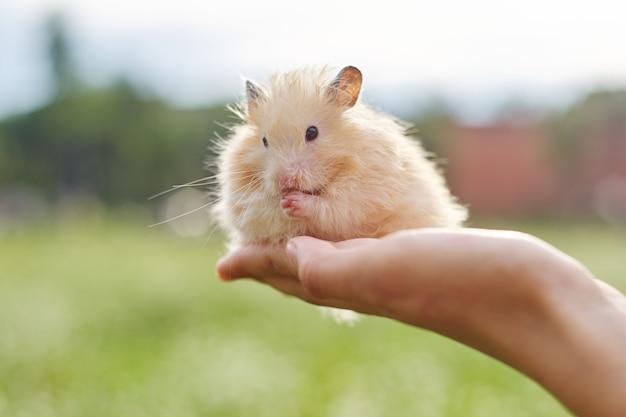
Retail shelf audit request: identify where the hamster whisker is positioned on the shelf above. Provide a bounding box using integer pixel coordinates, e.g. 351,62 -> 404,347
149,174 -> 264,229
149,199 -> 215,228
202,224 -> 222,249
229,178 -> 274,216
222,171 -> 261,182
229,188 -> 260,213
148,175 -> 219,200
237,194 -> 277,223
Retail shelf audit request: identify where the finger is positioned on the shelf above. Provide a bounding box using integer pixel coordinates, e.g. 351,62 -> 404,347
216,243 -> 297,281
288,236 -> 374,302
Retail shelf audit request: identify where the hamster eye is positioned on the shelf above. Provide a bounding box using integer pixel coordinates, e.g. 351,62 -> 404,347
305,126 -> 318,142
262,136 -> 268,147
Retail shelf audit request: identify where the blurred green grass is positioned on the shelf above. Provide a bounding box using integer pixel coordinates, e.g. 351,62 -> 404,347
1,216 -> 624,417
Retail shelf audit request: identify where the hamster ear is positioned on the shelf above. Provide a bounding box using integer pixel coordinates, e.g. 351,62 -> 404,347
245,79 -> 266,111
326,66 -> 362,108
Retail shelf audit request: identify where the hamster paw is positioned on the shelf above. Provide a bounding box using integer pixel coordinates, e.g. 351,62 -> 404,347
281,190 -> 313,218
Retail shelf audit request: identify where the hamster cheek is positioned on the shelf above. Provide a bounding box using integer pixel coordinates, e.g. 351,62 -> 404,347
280,190 -> 317,218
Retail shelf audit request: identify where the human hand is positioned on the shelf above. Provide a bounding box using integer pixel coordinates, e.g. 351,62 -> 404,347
216,228 -> 579,332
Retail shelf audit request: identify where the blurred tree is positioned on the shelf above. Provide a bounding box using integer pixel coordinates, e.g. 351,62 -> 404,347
408,96 -> 455,156
47,12 -> 79,99
545,89 -> 626,172
0,12 -> 233,208
0,83 -> 231,205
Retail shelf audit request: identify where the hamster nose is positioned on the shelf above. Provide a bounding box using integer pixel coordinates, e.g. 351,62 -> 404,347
277,170 -> 304,190
277,172 -> 295,189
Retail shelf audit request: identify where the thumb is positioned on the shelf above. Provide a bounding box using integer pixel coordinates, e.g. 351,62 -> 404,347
286,236 -> 338,278
287,236 -> 361,301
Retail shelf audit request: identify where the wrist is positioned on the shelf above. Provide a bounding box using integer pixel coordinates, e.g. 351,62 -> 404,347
486,237 -> 626,417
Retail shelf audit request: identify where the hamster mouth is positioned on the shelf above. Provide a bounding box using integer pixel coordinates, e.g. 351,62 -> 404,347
281,187 -> 322,197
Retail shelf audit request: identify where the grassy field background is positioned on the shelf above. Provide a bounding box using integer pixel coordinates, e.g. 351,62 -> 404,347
1,214 -> 624,417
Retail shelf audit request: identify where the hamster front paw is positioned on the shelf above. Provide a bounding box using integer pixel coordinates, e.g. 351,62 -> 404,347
280,190 -> 315,218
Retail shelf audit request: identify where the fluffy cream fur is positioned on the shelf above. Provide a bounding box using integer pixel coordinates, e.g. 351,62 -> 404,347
213,66 -> 467,247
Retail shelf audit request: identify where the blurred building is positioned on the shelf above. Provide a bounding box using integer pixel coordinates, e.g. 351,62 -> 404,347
443,123 -> 558,216
442,121 -> 626,219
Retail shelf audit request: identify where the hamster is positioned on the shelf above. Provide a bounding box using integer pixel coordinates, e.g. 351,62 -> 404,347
212,65 -> 467,248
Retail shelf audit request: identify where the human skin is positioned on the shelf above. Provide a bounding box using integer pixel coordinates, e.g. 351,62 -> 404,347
216,228 -> 626,417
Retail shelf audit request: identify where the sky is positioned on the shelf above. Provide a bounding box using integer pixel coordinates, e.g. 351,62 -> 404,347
2,0 -> 626,121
